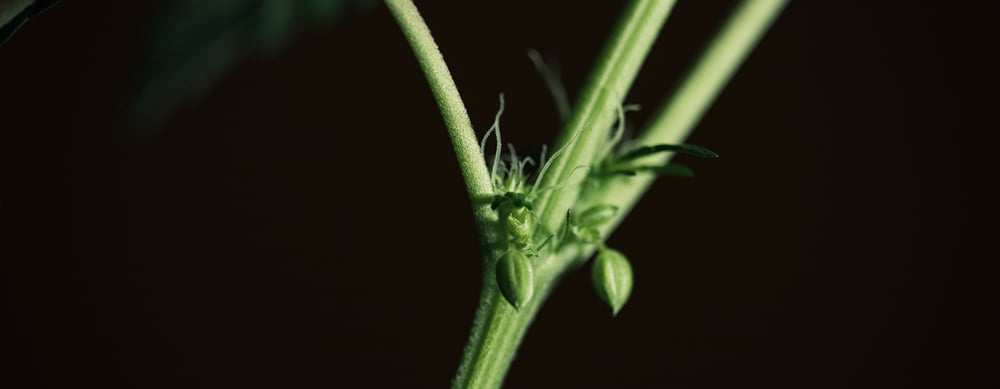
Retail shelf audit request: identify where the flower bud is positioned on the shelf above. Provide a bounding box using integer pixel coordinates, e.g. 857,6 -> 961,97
496,250 -> 534,310
591,248 -> 633,316
505,206 -> 533,249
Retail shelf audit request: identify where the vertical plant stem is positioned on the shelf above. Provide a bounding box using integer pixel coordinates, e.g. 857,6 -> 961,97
452,1 -> 676,387
451,272 -> 557,389
385,1 -> 534,387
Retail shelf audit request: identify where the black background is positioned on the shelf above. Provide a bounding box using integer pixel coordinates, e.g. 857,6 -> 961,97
1,1 -> 993,388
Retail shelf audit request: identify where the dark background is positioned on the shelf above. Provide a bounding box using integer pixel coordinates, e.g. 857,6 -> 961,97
1,1 -> 993,388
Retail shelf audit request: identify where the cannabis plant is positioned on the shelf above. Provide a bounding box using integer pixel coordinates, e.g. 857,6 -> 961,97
1,0 -> 787,387
384,0 -> 786,387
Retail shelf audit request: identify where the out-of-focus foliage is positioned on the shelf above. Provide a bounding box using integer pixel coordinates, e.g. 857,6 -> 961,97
0,0 -> 59,46
128,0 -> 376,141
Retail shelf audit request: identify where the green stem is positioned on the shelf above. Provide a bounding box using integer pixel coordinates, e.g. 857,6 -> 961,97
384,0 -> 499,248
384,1 -> 530,387
643,0 -> 788,148
451,270 -> 557,389
579,0 -> 789,246
535,0 -> 677,236
453,1 -> 676,387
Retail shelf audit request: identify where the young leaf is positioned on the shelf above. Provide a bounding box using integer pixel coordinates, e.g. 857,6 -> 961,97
496,250 -> 534,310
618,143 -> 719,161
591,248 -> 633,316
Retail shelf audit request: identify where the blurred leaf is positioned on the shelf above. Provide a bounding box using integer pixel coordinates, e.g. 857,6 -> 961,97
575,204 -> 618,229
128,0 -> 377,142
618,143 -> 719,161
0,0 -> 59,46
611,163 -> 695,177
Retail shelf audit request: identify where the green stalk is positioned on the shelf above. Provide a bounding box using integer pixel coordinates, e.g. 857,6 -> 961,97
453,2 -> 675,387
450,269 -> 559,389
384,0 -> 500,252
534,0 -> 677,237
385,1 -> 527,387
577,0 -> 789,251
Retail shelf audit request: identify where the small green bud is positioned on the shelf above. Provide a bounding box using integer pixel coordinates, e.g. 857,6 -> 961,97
505,206 -> 533,249
496,250 -> 534,310
591,248 -> 633,316
577,227 -> 601,243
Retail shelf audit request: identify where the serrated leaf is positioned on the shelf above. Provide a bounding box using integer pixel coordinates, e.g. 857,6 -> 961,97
618,143 -> 719,161
127,0 -> 377,141
0,0 -> 59,46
